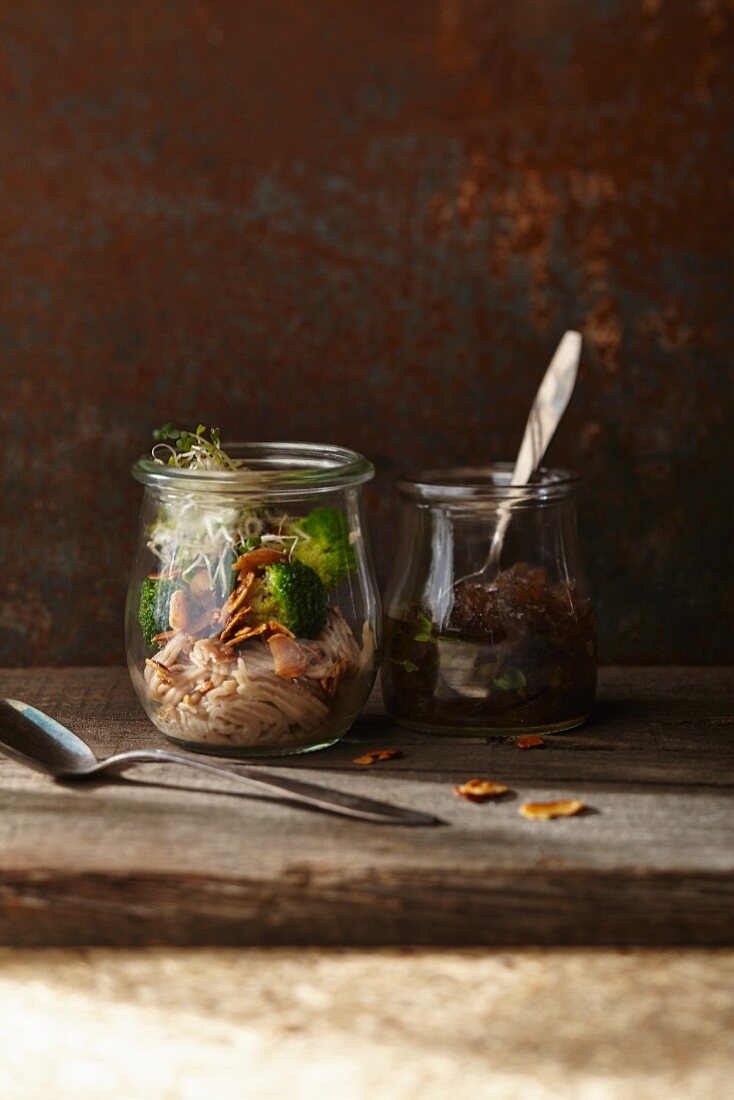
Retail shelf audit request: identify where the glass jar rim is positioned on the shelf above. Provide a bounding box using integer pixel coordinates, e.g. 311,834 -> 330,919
396,463 -> 581,503
133,441 -> 374,496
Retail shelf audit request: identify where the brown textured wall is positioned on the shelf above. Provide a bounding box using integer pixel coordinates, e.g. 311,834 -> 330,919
0,0 -> 732,666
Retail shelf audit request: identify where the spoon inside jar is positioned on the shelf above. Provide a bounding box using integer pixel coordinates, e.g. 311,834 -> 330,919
456,329 -> 582,589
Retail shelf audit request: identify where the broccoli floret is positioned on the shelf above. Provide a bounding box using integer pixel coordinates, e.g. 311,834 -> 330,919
250,560 -> 328,638
138,577 -> 178,648
290,507 -> 357,589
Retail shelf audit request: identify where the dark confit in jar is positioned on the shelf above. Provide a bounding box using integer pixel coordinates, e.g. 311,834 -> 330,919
381,466 -> 597,734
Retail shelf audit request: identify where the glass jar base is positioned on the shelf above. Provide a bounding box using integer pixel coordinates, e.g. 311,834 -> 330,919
390,713 -> 592,737
163,734 -> 344,758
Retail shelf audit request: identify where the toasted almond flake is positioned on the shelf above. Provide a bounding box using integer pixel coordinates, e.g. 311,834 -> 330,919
145,657 -> 174,684
225,573 -> 256,616
266,620 -> 295,638
352,749 -> 401,766
520,799 -> 586,820
193,679 -> 215,696
453,779 -> 510,802
152,630 -> 176,646
516,734 -> 545,749
220,607 -> 253,642
189,607 -> 223,636
148,569 -> 182,580
193,637 -> 234,664
187,570 -> 213,598
168,589 -> 190,632
268,633 -> 309,679
319,657 -> 345,698
233,547 -> 285,577
226,622 -> 270,647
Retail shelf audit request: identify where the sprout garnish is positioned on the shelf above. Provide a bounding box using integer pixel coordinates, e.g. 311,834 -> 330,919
144,425 -> 357,600
151,423 -> 243,470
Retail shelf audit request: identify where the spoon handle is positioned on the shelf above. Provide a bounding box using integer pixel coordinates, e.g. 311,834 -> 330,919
95,748 -> 441,826
510,330 -> 582,487
485,330 -> 582,570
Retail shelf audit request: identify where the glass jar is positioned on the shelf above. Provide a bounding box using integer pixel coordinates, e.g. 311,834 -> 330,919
126,443 -> 379,756
381,465 -> 596,735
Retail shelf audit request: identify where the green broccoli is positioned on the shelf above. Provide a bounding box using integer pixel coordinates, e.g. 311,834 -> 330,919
289,506 -> 357,589
138,577 -> 178,648
250,559 -> 328,638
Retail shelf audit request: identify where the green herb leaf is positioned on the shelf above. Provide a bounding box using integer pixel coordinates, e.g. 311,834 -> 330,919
492,668 -> 527,695
392,658 -> 419,673
235,535 -> 262,555
414,611 -> 437,644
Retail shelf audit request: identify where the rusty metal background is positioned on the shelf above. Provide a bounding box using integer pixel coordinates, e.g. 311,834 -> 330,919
0,0 -> 731,666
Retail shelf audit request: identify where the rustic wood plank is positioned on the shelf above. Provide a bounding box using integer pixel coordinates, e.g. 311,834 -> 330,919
2,949 -> 732,1099
0,667 -> 731,946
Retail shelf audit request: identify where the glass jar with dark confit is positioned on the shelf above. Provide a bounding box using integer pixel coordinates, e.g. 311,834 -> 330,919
126,443 -> 379,756
381,465 -> 596,734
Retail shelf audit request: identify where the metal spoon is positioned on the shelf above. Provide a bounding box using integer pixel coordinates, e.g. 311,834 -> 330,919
0,699 -> 441,826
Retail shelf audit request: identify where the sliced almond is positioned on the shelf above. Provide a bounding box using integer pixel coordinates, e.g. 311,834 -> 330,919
267,620 -> 295,638
233,547 -> 285,577
519,799 -> 586,820
453,779 -> 509,802
145,657 -> 174,685
220,607 -> 253,643
320,658 -> 345,698
188,606 -> 223,637
268,633 -> 309,679
225,573 -> 256,616
168,589 -> 190,632
225,622 -> 270,647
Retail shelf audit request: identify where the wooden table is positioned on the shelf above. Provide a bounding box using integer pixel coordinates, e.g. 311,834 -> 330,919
0,666 -> 731,946
1,947 -> 732,1100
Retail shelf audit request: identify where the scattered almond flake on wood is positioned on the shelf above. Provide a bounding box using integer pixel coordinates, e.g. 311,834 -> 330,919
453,779 -> 510,803
516,734 -> 545,749
352,749 -> 402,766
519,799 -> 586,820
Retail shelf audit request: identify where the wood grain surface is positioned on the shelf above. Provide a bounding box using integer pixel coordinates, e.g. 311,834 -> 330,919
0,667 -> 731,947
2,948 -> 733,1100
